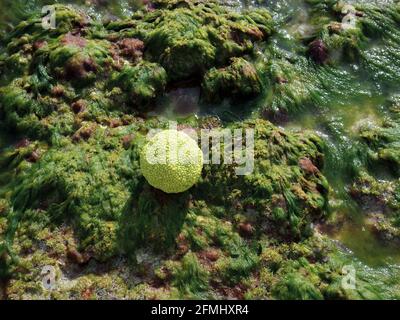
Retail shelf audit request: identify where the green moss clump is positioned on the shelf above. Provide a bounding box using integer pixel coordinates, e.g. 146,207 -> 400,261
111,62 -> 167,107
272,272 -> 324,300
0,2 -> 274,141
170,252 -> 210,298
215,244 -> 259,286
2,126 -> 143,262
358,118 -> 400,175
142,1 -> 273,81
198,119 -> 329,240
202,57 -> 262,102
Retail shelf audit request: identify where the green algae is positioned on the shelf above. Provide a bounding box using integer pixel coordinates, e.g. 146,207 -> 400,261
136,0 -> 273,82
0,1 -> 274,141
202,57 -> 262,102
305,1 -> 400,87
170,252 -> 210,298
199,119 -> 329,240
259,40 -> 368,115
0,117 -> 331,298
111,62 -> 168,107
1,0 -> 400,300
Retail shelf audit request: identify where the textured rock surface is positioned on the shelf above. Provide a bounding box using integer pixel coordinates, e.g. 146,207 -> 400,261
1,0 -> 400,300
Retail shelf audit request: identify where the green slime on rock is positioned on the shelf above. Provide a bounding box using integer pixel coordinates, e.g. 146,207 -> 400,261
1,0 -> 400,300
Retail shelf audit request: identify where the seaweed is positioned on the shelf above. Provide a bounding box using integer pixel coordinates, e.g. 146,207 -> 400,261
306,1 -> 400,87
202,57 -> 263,102
0,2 -> 274,141
259,41 -> 367,115
1,0 -> 400,300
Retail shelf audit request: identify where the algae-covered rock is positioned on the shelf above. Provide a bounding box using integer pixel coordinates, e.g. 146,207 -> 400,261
111,62 -> 168,106
2,0 -> 400,301
349,97 -> 400,246
0,124 -> 144,263
1,5 -> 90,79
202,57 -> 262,101
0,2 -> 274,140
142,0 -> 273,81
350,172 -> 400,247
357,114 -> 400,175
0,117 -> 332,298
46,35 -> 113,84
197,119 -> 329,240
305,1 -> 400,86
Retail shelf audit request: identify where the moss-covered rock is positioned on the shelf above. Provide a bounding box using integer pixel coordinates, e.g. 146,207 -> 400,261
142,0 -> 273,80
197,119 -> 329,240
305,1 -> 400,86
2,0 -> 400,301
0,116 -> 332,298
202,57 -> 262,102
0,2 -> 274,141
349,97 -> 400,246
111,62 -> 167,106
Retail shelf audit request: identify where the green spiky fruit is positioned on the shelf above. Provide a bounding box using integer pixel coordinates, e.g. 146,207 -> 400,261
140,130 -> 203,193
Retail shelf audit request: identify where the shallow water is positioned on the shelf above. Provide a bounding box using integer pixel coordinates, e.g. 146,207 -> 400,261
287,94 -> 400,266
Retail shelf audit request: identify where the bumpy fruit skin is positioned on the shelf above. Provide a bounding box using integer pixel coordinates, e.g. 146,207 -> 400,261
140,130 -> 203,193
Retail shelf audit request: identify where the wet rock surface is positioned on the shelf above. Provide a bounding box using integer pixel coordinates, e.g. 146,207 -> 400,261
1,0 -> 400,300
